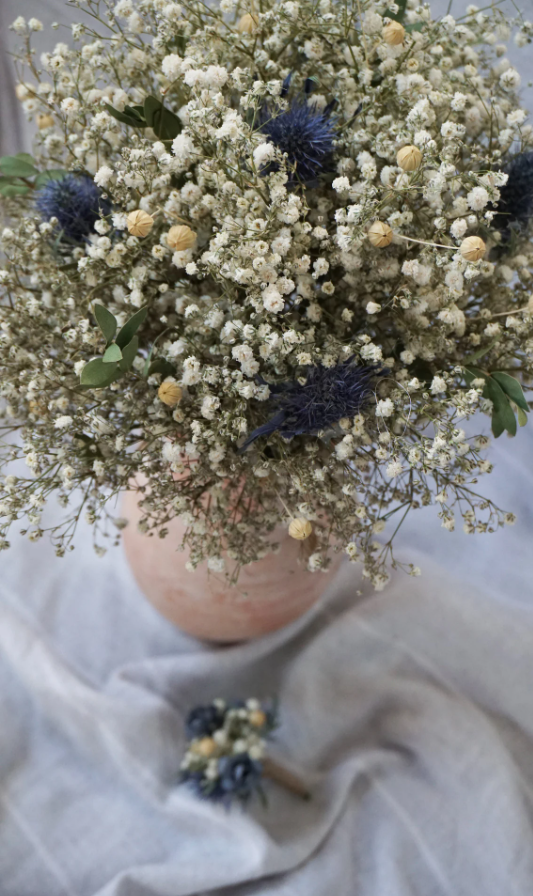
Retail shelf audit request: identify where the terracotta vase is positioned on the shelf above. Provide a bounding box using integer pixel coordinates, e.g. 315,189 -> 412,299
121,490 -> 342,642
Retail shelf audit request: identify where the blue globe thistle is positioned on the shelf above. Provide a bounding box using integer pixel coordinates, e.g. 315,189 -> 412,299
185,703 -> 225,739
258,76 -> 337,184
493,151 -> 533,237
239,359 -> 384,452
217,754 -> 263,801
35,174 -> 111,242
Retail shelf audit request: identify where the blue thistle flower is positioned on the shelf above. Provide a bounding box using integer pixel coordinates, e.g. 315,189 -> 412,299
185,703 -> 225,739
35,174 -> 111,242
217,754 -> 263,801
493,151 -> 533,237
239,359 -> 384,452
258,76 -> 337,184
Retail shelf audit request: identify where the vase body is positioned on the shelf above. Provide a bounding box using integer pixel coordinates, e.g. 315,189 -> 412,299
121,490 -> 341,642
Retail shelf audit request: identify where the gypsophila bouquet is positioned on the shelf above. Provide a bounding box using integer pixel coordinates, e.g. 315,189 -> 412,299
1,0 -> 533,589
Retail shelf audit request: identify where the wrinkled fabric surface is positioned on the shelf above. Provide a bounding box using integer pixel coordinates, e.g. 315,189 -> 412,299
2,1 -> 533,893
1,416 -> 533,896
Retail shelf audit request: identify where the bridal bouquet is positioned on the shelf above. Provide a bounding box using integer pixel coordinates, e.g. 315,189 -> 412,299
1,0 -> 533,588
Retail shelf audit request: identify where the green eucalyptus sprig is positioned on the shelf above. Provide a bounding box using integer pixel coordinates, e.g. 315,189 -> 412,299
463,341 -> 530,438
79,305 -> 176,389
103,95 -> 181,144
0,153 -> 66,198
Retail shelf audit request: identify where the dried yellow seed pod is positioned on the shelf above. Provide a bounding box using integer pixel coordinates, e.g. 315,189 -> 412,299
368,221 -> 393,248
397,145 -> 423,171
249,709 -> 267,727
460,236 -> 486,262
127,209 -> 154,238
37,113 -> 55,130
195,737 -> 216,757
166,224 -> 197,251
158,381 -> 183,407
383,20 -> 405,45
288,518 -> 313,540
238,12 -> 258,33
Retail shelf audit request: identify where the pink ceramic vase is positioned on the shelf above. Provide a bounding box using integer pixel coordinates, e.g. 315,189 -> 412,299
121,489 -> 342,642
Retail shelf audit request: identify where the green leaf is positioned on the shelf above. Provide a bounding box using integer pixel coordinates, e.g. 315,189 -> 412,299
384,0 -> 407,22
464,366 -> 487,386
103,103 -> 147,128
490,372 -> 529,413
147,358 -> 176,378
116,307 -> 147,349
462,337 -> 500,365
80,358 -> 119,388
35,169 -> 68,188
14,153 -> 37,166
485,377 -> 517,438
94,304 -> 117,345
405,21 -> 424,32
103,343 -> 123,363
0,182 -> 30,197
118,335 -> 139,372
518,407 -> 529,427
144,95 -> 181,141
0,155 -> 39,177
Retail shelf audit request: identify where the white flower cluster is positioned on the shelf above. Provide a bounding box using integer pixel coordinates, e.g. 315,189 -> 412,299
0,0 -> 532,587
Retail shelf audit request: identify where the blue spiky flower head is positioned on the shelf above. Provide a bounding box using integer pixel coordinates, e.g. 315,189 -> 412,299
35,174 -> 111,243
492,151 -> 533,238
258,76 -> 337,184
240,359 -> 384,452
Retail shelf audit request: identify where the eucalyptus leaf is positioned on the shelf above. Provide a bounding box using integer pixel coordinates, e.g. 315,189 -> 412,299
518,407 -> 529,427
147,358 -> 176,378
103,343 -> 123,363
35,169 -> 68,188
384,0 -> 407,22
80,358 -> 119,388
491,372 -> 529,413
144,95 -> 181,141
464,366 -> 487,385
116,307 -> 147,349
0,183 -> 30,197
103,103 -> 147,128
0,155 -> 39,178
14,153 -> 37,166
485,377 -> 517,438
94,304 -> 117,345
118,335 -> 139,372
462,337 -> 500,365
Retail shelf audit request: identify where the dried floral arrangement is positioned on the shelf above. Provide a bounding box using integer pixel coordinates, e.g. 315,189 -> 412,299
1,0 -> 533,590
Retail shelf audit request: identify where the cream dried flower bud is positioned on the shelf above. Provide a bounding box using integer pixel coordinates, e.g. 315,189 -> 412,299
127,209 -> 154,237
238,12 -> 258,33
397,145 -> 423,171
158,381 -> 183,407
288,518 -> 313,540
249,709 -> 267,727
36,113 -> 54,130
195,737 -> 216,757
368,221 -> 393,247
383,20 -> 405,45
166,224 -> 196,251
460,236 -> 486,262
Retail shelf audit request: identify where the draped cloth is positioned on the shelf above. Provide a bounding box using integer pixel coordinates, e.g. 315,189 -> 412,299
1,417 -> 533,896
